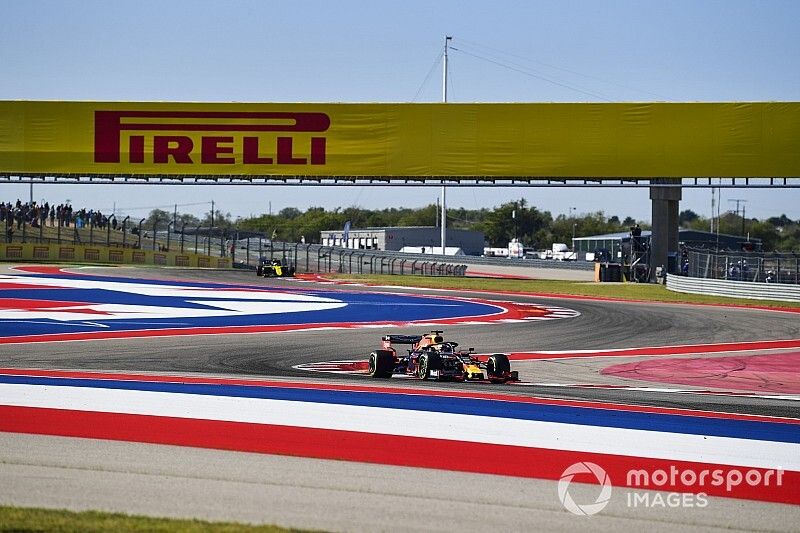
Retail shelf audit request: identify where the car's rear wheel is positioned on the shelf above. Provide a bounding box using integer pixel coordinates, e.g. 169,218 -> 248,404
256,266 -> 263,276
487,353 -> 511,383
368,350 -> 395,378
417,352 -> 442,380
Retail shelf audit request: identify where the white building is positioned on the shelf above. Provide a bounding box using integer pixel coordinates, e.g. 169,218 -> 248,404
320,226 -> 484,255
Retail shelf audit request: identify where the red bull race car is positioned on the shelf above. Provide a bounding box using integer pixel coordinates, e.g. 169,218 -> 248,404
368,331 -> 518,383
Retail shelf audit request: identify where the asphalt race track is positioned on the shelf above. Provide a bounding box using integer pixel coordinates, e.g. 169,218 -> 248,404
3,266 -> 798,415
1,265 -> 799,532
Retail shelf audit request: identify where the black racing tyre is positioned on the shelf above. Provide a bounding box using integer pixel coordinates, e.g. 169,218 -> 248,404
487,353 -> 511,383
368,350 -> 395,378
256,266 -> 263,276
417,352 -> 442,380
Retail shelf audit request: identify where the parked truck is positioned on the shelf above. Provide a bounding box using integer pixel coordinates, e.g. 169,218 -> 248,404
551,243 -> 577,261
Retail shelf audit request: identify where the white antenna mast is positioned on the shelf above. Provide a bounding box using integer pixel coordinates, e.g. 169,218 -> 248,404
440,35 -> 452,255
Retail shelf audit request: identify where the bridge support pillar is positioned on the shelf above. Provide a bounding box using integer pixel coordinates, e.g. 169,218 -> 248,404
650,180 -> 682,280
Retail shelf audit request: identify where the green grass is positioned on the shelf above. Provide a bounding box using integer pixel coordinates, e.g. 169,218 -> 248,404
0,506 -> 316,533
327,274 -> 800,310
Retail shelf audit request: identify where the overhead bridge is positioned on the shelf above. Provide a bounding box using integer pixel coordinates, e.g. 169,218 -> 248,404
2,175 -> 799,187
2,101 -> 799,278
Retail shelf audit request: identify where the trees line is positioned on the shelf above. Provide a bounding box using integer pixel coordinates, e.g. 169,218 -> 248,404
142,202 -> 800,251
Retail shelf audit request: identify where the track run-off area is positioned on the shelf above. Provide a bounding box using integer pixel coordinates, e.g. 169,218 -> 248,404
1,265 -> 799,532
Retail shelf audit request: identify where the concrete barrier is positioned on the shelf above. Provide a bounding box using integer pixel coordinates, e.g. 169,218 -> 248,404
666,275 -> 800,303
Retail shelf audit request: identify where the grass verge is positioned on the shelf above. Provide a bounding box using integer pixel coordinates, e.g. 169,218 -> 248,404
326,274 -> 800,310
0,505 -> 314,533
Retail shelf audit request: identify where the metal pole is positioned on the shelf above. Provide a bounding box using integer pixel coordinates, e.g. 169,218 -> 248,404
209,199 -> 214,256
122,216 -> 129,247
442,35 -> 450,103
440,35 -> 452,256
742,203 -> 746,236
440,185 -> 447,255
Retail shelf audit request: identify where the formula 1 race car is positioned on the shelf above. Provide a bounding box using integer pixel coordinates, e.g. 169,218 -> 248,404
256,257 -> 295,277
368,331 -> 518,383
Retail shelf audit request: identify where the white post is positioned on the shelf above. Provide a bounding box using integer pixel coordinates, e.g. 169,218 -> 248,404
440,185 -> 447,254
440,36 -> 452,256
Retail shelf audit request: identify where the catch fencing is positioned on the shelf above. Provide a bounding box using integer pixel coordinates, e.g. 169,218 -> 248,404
235,241 -> 468,276
5,217 -> 598,278
685,248 -> 799,284
668,248 -> 800,302
233,240 -> 597,277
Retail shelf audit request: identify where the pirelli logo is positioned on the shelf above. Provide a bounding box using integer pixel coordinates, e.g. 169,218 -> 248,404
94,111 -> 330,166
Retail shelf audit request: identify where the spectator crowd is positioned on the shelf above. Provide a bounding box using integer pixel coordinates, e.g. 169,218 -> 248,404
3,199 -> 118,242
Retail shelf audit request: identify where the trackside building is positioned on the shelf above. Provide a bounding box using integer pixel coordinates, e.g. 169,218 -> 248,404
320,227 -> 484,255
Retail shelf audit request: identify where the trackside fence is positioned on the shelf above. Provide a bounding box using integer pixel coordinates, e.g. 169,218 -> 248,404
685,248 -> 799,284
236,242 -> 469,276
666,275 -> 800,303
3,215 -> 596,279
668,248 -> 800,302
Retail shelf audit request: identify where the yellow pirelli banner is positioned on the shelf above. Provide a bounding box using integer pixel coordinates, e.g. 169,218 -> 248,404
1,101 -> 798,178
0,243 -> 232,269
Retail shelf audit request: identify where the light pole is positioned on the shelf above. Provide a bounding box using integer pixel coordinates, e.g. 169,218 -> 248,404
572,223 -> 577,250
440,35 -> 452,256
570,207 -> 577,251
512,205 -> 517,240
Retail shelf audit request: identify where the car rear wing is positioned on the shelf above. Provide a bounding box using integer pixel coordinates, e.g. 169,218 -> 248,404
382,335 -> 423,344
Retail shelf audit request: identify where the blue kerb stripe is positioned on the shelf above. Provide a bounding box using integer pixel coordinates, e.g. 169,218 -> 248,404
3,375 -> 798,444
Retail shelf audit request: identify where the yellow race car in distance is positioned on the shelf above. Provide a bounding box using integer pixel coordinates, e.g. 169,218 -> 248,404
256,257 -> 295,278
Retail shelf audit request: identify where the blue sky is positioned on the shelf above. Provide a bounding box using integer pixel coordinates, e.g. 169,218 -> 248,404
2,0 -> 799,223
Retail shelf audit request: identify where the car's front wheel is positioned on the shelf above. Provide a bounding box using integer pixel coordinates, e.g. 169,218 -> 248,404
487,353 -> 511,383
417,352 -> 442,380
